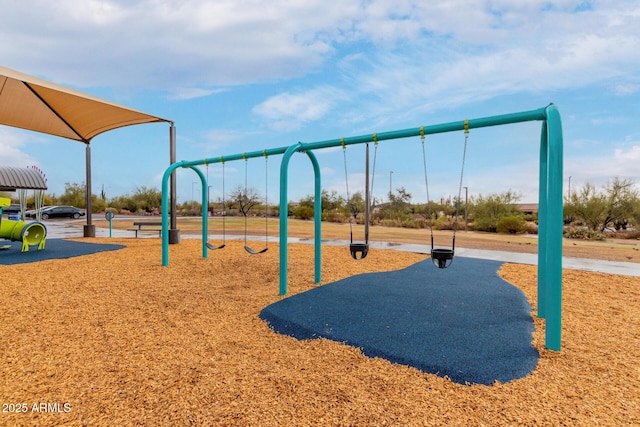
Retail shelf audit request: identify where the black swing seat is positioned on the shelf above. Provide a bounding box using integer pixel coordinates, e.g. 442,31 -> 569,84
206,242 -> 225,250
431,248 -> 454,269
245,245 -> 268,255
350,243 -> 369,260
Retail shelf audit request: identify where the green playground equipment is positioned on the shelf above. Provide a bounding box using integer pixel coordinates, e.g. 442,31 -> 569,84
0,197 -> 47,252
160,104 -> 563,350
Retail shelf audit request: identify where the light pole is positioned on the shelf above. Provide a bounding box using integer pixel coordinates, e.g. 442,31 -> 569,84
389,171 -> 393,201
463,186 -> 468,232
568,176 -> 572,200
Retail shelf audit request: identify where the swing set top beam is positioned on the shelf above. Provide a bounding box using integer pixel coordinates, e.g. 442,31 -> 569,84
174,105 -> 551,169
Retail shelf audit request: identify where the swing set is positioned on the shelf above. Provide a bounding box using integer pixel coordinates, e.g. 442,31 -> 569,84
160,104 -> 564,351
204,153 -> 270,254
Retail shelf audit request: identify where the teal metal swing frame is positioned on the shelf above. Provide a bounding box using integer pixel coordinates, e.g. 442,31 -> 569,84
159,104 -> 563,351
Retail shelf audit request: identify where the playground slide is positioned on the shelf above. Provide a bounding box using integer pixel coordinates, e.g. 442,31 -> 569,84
0,219 -> 47,252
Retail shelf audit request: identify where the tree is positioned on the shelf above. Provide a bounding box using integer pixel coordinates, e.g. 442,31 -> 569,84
298,195 -> 314,209
346,192 -> 365,219
603,178 -> 639,230
59,182 -> 86,208
132,186 -> 162,213
321,189 -> 344,213
566,178 -> 639,231
378,187 -> 412,221
565,183 -> 606,231
390,187 -> 411,211
229,185 -> 262,217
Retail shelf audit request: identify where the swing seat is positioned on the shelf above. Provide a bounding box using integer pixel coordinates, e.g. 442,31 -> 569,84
350,243 -> 369,260
206,242 -> 225,250
431,248 -> 454,269
245,245 -> 268,255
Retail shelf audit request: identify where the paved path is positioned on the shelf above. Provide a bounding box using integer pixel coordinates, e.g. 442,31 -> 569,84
40,220 -> 640,277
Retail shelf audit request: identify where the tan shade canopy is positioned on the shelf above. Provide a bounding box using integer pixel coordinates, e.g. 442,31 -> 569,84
0,65 -> 170,143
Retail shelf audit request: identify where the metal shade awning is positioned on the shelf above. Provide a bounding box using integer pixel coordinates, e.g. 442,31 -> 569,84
0,166 -> 47,191
0,65 -> 169,143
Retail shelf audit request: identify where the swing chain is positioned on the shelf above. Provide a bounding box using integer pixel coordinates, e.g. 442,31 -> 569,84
420,126 -> 434,247
370,134 -> 378,208
263,150 -> 268,246
453,121 -> 470,240
341,139 -> 353,219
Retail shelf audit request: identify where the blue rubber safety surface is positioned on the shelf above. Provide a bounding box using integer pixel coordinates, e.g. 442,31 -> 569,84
0,238 -> 125,265
260,257 -> 539,385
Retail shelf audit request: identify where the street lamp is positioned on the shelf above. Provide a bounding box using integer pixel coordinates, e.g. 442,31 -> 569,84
389,171 -> 393,201
568,176 -> 572,200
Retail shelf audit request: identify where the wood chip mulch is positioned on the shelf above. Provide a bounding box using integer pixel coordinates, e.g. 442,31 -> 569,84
1,239 -> 638,426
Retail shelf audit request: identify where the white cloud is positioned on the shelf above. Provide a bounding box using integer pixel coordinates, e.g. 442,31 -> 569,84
566,143 -> 640,190
0,128 -> 40,168
615,83 -> 640,95
321,166 -> 336,176
199,129 -> 242,152
333,1 -> 640,120
168,87 -> 228,101
253,86 -> 348,130
1,0 -> 638,109
614,144 -> 640,163
0,0 -> 355,90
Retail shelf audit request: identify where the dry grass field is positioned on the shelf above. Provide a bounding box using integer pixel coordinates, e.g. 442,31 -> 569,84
0,221 -> 638,425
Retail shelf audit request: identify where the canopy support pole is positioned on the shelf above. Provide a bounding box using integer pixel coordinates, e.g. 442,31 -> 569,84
83,143 -> 95,237
169,123 -> 180,244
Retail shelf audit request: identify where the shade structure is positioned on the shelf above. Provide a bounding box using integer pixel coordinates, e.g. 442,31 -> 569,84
0,166 -> 47,191
0,65 -> 176,237
0,65 -> 169,142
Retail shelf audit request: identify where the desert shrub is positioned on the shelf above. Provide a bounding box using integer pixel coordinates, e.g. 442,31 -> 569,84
525,221 -> 538,235
563,227 -> 606,241
497,216 -> 527,234
293,205 -> 314,220
413,218 -> 428,229
323,211 -> 346,223
399,218 -> 422,229
473,217 -> 497,232
470,190 -> 522,232
434,216 -> 454,230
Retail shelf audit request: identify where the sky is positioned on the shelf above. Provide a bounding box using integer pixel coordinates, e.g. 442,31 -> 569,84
1,0 -> 639,207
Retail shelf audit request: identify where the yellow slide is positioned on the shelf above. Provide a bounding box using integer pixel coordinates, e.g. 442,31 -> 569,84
0,219 -> 47,252
0,197 -> 47,252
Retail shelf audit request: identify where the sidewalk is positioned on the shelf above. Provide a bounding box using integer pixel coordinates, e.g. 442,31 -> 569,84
42,221 -> 640,277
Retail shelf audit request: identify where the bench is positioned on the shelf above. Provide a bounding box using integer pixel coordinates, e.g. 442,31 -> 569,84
128,221 -> 162,238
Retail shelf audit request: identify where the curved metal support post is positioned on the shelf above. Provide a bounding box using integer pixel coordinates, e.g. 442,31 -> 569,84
162,161 -> 186,266
161,163 -> 209,265
279,144 -> 322,296
538,121 -> 549,318
187,165 -> 209,260
307,150 -> 322,285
